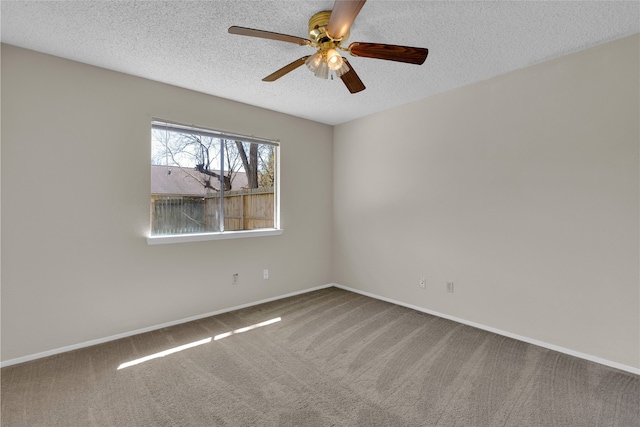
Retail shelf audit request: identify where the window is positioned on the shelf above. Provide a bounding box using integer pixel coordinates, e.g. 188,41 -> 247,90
147,120 -> 280,244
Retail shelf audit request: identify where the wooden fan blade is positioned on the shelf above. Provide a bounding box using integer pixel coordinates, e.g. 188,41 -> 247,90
349,42 -> 428,65
340,59 -> 366,94
327,0 -> 367,40
229,26 -> 311,46
262,56 -> 310,82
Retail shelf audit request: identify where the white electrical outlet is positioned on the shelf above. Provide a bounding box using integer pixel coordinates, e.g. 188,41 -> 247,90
446,281 -> 454,293
419,278 -> 426,289
263,269 -> 269,280
232,273 -> 239,285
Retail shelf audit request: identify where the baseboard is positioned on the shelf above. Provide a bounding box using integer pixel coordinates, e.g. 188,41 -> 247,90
331,283 -> 640,376
4,282 -> 638,375
0,284 -> 334,368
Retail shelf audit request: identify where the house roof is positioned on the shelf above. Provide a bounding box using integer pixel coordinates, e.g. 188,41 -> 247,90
151,165 -> 248,196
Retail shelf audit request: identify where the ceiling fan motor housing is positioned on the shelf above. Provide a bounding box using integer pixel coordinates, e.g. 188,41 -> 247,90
308,10 -> 349,44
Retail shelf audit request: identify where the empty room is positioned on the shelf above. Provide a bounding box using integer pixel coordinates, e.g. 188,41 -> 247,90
1,1 -> 638,426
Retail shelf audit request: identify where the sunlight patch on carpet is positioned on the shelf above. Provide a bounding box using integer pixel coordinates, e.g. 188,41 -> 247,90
117,337 -> 212,370
214,317 -> 281,341
117,317 -> 281,370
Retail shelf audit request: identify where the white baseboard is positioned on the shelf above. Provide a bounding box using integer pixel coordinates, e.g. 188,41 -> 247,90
331,283 -> 640,376
3,283 -> 638,375
0,284 -> 333,368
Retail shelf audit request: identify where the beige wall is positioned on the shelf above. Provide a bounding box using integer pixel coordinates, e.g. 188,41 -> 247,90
3,34 -> 639,370
1,45 -> 333,362
333,35 -> 639,369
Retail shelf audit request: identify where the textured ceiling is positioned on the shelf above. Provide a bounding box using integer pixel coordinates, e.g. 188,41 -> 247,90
2,1 -> 638,125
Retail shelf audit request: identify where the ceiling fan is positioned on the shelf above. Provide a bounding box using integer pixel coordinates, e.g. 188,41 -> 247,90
228,0 -> 428,94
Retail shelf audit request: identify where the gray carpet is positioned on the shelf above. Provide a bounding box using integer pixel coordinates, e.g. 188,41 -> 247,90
2,287 -> 639,426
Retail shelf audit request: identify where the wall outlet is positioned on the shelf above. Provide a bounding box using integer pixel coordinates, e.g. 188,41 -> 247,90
419,278 -> 426,289
232,273 -> 239,285
446,281 -> 454,293
263,269 -> 269,280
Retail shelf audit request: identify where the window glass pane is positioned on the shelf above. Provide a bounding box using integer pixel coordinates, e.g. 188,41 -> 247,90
223,141 -> 276,231
151,122 -> 277,236
151,126 -> 223,234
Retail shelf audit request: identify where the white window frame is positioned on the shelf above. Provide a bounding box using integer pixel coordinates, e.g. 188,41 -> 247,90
147,120 -> 282,245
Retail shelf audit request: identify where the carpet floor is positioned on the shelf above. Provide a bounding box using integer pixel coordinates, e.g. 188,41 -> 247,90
2,287 -> 639,426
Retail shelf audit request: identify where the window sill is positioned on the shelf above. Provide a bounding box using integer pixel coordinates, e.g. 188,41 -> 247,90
147,229 -> 284,245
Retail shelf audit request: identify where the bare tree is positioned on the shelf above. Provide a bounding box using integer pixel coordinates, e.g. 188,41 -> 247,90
235,141 -> 276,190
152,130 -> 242,191
191,134 -> 231,191
236,141 -> 258,189
152,129 -> 274,192
258,146 -> 275,188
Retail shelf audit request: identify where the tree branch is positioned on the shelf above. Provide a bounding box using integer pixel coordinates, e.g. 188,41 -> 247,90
195,164 -> 231,191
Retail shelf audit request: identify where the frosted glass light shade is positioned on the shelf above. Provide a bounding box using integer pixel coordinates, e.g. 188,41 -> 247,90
326,49 -> 343,71
305,52 -> 324,72
305,49 -> 349,80
314,60 -> 329,79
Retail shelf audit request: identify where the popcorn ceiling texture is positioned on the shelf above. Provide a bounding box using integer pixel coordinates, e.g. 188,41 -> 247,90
1,0 -> 638,125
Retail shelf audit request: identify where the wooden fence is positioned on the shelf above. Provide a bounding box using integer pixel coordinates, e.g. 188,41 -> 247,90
151,189 -> 274,235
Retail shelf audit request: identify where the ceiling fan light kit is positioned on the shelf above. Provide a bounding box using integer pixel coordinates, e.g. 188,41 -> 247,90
228,0 -> 428,94
305,48 -> 350,80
